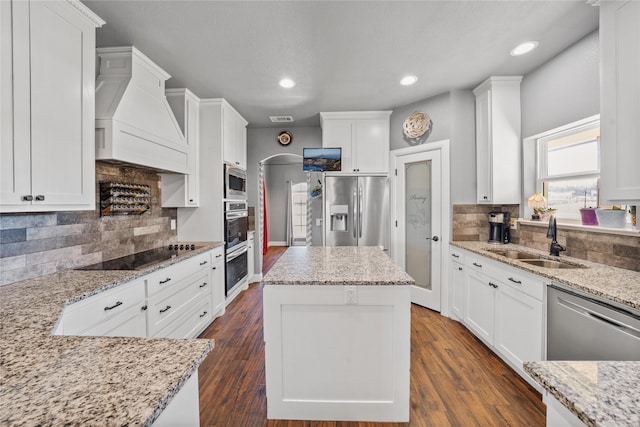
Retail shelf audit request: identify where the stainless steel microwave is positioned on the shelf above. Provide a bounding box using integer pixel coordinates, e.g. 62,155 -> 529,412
224,163 -> 247,199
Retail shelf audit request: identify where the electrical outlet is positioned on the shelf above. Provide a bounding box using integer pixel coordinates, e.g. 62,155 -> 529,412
170,219 -> 176,230
316,218 -> 323,226
344,286 -> 357,305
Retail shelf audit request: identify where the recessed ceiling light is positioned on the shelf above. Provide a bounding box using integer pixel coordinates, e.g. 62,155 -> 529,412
400,75 -> 418,86
510,41 -> 539,56
279,78 -> 296,88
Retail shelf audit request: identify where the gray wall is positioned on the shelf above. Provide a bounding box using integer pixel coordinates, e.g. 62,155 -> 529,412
264,163 -> 308,244
521,30 -> 600,212
246,127 -> 322,273
521,30 -> 599,139
390,90 -> 477,205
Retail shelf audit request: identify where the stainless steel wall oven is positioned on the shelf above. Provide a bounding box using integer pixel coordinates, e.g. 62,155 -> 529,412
224,201 -> 248,295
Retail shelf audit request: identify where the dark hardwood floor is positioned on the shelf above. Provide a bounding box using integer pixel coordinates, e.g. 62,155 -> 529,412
197,247 -> 546,426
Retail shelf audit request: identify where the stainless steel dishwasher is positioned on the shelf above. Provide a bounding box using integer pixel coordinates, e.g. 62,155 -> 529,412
547,283 -> 640,360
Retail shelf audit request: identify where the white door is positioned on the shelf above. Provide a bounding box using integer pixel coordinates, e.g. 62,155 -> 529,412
394,149 -> 442,310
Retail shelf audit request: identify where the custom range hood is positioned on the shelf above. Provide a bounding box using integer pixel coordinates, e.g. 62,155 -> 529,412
95,46 -> 188,173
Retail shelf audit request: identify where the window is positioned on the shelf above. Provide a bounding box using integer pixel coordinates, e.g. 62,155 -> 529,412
537,119 -> 600,221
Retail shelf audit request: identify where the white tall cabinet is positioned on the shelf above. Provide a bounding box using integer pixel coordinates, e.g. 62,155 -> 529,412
176,98 -> 247,242
0,0 -> 104,212
320,111 -> 391,174
222,103 -> 248,169
473,76 -> 522,204
600,0 -> 640,204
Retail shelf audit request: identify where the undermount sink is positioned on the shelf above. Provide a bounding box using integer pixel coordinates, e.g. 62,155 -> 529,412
488,249 -> 543,260
519,259 -> 585,269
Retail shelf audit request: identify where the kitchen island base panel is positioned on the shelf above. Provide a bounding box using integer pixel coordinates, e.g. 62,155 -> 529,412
152,372 -> 200,427
264,285 -> 410,422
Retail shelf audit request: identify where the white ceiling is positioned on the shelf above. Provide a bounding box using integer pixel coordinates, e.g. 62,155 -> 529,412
83,1 -> 599,128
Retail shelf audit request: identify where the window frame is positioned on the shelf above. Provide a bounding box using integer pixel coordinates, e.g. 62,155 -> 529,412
533,116 -> 601,222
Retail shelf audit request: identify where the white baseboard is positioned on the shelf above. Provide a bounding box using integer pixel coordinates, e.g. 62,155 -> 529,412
268,241 -> 286,247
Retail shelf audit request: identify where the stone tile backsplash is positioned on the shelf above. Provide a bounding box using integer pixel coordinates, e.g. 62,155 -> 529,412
0,163 -> 177,285
453,204 -> 640,272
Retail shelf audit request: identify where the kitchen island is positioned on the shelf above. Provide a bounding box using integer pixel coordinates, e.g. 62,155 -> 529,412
262,246 -> 414,422
0,243 -> 223,426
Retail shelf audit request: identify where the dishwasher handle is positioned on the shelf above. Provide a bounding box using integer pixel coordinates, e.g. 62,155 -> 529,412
558,296 -> 640,340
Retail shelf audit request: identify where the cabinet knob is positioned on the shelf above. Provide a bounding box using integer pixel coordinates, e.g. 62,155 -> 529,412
431,236 -> 439,242
189,199 -> 194,202
458,267 -> 463,271
35,195 -> 45,201
483,196 -> 488,200
22,195 -> 33,201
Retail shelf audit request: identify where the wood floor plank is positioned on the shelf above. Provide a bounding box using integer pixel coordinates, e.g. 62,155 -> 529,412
198,246 -> 546,426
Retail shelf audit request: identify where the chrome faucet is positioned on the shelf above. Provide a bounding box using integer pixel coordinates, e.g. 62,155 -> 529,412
546,215 -> 565,256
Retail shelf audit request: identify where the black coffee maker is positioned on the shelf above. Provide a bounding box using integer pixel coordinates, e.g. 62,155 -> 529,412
488,212 -> 510,244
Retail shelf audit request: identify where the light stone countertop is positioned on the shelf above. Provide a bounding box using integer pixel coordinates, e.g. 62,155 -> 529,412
262,246 -> 414,286
524,361 -> 640,427
452,241 -> 640,425
0,242 -> 224,426
451,241 -> 640,311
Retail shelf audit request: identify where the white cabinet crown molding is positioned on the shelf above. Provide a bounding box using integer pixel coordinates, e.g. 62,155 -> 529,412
63,0 -> 105,27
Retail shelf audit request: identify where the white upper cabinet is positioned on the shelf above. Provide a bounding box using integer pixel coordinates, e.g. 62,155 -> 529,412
1,0 -> 104,212
222,104 -> 248,169
600,0 -> 640,204
320,111 -> 391,174
473,76 -> 522,204
161,89 -> 201,207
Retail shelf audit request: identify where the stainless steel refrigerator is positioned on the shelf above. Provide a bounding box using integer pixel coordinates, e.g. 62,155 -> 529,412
324,176 -> 389,250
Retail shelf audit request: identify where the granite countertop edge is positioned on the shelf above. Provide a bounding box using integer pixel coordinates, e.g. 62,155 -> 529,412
450,241 -> 640,311
523,362 -> 596,427
262,280 -> 414,286
144,339 -> 215,427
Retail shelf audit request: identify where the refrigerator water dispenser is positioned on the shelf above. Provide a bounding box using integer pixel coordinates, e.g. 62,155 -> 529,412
330,205 -> 348,231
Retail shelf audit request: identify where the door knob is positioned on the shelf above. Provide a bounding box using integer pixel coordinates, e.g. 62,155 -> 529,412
431,236 -> 439,242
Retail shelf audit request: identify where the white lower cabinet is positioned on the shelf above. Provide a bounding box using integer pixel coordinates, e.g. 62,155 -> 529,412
454,246 -> 544,387
465,270 -> 496,344
58,279 -> 146,337
211,247 -> 225,317
449,248 -> 465,321
58,247 -> 226,340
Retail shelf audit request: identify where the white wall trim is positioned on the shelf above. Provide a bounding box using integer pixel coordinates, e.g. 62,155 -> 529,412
390,140 -> 451,316
268,241 -> 287,247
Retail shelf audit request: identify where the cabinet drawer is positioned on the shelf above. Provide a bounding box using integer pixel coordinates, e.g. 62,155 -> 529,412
62,280 -> 145,335
82,304 -> 147,338
495,265 -> 545,301
450,247 -> 465,264
211,246 -> 224,266
146,251 -> 211,296
465,253 -> 500,278
155,298 -> 213,339
147,270 -> 211,336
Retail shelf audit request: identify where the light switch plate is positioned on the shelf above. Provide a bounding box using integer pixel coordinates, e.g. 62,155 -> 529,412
345,286 -> 357,305
170,219 -> 176,230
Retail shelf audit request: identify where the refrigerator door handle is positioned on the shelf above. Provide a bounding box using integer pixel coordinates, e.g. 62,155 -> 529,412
359,185 -> 363,239
353,189 -> 358,239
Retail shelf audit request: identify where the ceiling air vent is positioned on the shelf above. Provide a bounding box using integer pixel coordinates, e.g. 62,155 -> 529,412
269,116 -> 294,123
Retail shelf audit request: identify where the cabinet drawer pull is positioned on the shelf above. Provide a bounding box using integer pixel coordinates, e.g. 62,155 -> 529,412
451,254 -> 460,258
473,262 -> 482,268
35,195 -> 45,201
199,282 -> 208,288
508,277 -> 522,284
199,311 -> 208,318
141,305 -> 148,311
104,301 -> 123,311
199,260 -> 208,266
489,282 -> 498,289
458,267 -> 463,271
159,278 -> 172,284
21,195 -> 33,201
215,254 -> 222,258
160,305 -> 172,314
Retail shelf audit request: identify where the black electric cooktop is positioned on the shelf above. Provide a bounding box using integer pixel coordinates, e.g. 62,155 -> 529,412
76,244 -> 203,271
